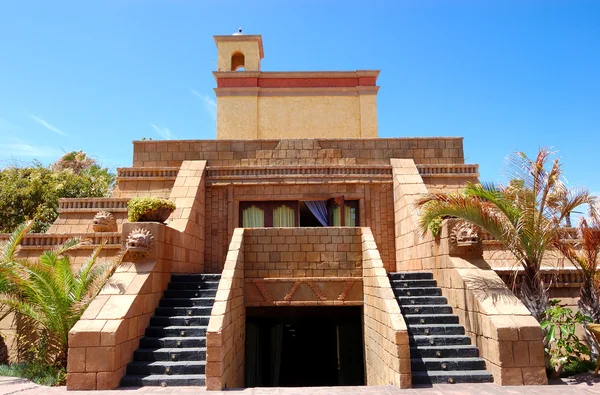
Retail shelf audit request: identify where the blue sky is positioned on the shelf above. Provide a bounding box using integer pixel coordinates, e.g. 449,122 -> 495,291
0,1 -> 599,194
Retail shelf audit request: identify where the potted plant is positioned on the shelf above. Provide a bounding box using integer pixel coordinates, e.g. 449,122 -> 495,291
127,197 -> 176,223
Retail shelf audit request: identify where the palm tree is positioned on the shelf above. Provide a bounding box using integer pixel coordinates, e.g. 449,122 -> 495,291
553,213 -> 600,323
0,222 -> 121,367
417,148 -> 593,321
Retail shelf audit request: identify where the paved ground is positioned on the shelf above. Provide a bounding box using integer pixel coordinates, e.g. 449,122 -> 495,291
1,376 -> 600,395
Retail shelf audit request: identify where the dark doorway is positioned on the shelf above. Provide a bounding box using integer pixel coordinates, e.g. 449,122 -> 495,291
245,306 -> 365,387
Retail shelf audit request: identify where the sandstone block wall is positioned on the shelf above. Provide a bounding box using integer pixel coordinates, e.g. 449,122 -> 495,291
206,228 -> 245,390
362,228 -> 411,388
242,227 -> 364,306
132,138 -> 465,168
243,227 -> 362,278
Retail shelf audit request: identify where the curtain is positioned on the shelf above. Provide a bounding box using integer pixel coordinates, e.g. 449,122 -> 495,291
242,205 -> 265,227
344,205 -> 356,226
304,200 -> 328,226
245,322 -> 262,387
331,206 -> 341,226
270,323 -> 284,386
273,205 -> 295,227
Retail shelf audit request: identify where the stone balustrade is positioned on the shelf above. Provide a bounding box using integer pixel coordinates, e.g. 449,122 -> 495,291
416,164 -> 479,177
58,198 -> 130,213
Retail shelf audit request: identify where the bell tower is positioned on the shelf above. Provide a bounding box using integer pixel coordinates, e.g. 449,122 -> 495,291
214,28 -> 264,71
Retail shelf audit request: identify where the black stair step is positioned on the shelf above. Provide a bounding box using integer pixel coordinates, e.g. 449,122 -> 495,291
140,336 -> 206,349
163,289 -> 217,298
150,316 -> 210,327
145,326 -> 207,338
133,347 -> 207,362
121,374 -> 206,387
126,361 -> 206,375
402,304 -> 453,315
167,281 -> 220,290
393,287 -> 442,297
154,306 -> 213,317
391,279 -> 437,288
411,357 -> 487,372
170,274 -> 221,282
405,314 -> 459,325
408,324 -> 464,336
397,296 -> 448,306
159,298 -> 216,308
389,272 -> 433,280
410,335 -> 473,347
411,370 -> 494,385
410,345 -> 480,358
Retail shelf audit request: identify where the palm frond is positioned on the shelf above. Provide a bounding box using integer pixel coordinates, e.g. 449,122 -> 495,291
0,221 -> 33,263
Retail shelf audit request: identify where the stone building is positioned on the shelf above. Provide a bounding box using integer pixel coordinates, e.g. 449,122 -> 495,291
0,31 -> 558,390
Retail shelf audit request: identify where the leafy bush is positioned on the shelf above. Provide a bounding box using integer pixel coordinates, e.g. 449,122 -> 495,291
0,362 -> 66,386
0,153 -> 114,233
541,300 -> 593,378
127,197 -> 176,222
428,217 -> 443,237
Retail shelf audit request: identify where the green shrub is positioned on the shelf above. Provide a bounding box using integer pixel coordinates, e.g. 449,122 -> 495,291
428,217 -> 443,237
127,197 -> 176,222
0,363 -> 66,386
541,299 -> 593,378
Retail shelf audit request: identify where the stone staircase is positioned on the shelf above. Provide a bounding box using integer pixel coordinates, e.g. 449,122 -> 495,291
121,274 -> 221,387
389,272 -> 493,385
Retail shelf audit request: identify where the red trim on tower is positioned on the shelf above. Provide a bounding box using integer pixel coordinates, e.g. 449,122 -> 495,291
216,76 -> 377,89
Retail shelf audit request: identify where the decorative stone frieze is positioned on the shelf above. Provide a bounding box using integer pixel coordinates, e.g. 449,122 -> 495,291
92,211 -> 117,232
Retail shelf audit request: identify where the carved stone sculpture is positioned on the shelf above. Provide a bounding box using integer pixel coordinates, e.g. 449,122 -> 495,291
126,227 -> 154,257
450,221 -> 480,247
92,211 -> 117,232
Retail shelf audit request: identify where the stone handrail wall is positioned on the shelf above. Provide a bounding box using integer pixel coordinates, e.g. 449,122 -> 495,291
67,222 -> 169,390
67,160 -> 208,390
362,228 -> 411,388
206,228 -> 245,390
391,158 -> 547,385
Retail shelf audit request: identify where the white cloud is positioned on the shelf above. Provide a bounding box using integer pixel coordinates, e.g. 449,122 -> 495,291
150,124 -> 174,140
0,137 -> 62,159
29,114 -> 67,136
190,88 -> 216,120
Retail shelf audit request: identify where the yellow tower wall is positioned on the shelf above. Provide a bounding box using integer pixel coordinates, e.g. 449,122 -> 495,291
215,88 -> 379,139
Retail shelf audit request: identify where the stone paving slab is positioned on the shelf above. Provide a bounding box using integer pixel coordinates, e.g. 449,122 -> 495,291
0,377 -> 599,395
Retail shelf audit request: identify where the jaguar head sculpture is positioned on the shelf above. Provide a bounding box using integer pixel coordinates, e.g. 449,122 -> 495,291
92,211 -> 117,232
